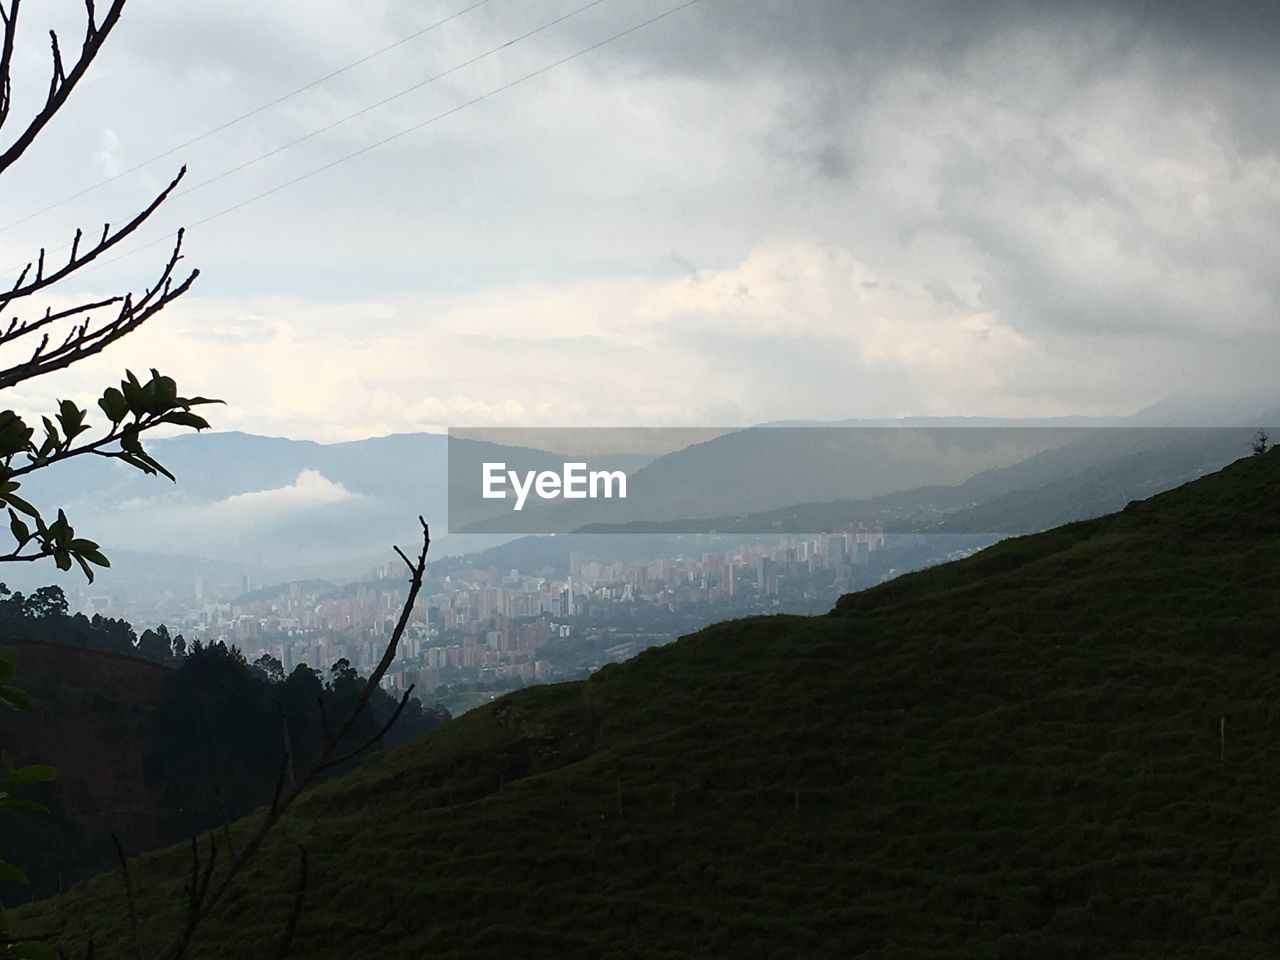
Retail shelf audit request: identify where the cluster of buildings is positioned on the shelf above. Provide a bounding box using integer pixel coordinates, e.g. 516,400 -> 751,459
195,527 -> 885,683
74,527 -> 893,701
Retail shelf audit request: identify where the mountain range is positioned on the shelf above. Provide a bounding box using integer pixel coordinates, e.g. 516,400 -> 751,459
5,402 -> 1273,601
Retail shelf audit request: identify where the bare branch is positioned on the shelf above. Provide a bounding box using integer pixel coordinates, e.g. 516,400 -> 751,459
178,839 -> 200,948
155,521 -> 431,960
317,518 -> 430,759
0,0 -> 18,132
315,695 -> 331,742
0,166 -> 187,313
110,833 -> 145,960
0,0 -> 126,175
0,229 -> 198,389
317,684 -> 415,773
275,847 -> 308,959
48,30 -> 66,93
214,786 -> 238,860
276,706 -> 296,794
196,833 -> 217,906
0,550 -> 48,562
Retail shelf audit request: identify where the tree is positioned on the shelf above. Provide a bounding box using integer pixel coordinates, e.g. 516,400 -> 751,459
252,652 -> 285,685
0,0 -> 221,583
138,625 -> 172,662
1252,429 -> 1269,456
21,585 -> 66,619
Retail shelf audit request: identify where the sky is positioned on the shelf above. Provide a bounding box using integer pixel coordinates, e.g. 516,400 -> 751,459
0,0 -> 1276,441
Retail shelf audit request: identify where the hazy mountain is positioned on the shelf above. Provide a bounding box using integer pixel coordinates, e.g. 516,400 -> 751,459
461,422 -> 1270,536
456,424 -> 1092,533
17,410 -> 1274,594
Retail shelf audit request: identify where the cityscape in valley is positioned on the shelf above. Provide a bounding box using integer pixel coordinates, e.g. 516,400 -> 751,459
53,525 -> 990,712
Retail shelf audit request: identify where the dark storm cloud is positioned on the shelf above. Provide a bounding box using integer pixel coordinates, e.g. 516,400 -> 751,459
632,0 -> 1280,70
593,0 -> 1280,148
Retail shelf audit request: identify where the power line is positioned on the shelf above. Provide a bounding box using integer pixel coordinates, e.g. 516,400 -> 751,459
0,0 -> 497,236
0,0 -> 614,279
86,0 -> 707,277
173,0 -> 615,203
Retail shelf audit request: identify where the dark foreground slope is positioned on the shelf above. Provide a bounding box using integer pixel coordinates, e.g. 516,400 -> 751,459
24,449 -> 1280,958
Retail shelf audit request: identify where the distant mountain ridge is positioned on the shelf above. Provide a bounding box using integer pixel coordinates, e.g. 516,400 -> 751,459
10,404 -> 1275,596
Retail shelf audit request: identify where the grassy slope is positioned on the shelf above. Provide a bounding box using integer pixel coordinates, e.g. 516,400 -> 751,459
24,449 -> 1280,958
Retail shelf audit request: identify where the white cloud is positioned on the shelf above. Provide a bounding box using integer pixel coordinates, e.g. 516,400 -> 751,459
217,469 -> 359,512
82,470 -> 362,564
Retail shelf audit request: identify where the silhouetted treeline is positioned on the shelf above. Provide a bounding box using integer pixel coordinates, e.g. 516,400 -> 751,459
1,584 -> 450,884
146,641 -> 449,835
0,583 -> 184,662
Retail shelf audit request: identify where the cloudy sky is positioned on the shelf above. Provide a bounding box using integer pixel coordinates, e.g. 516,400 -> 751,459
1,0 -> 1276,441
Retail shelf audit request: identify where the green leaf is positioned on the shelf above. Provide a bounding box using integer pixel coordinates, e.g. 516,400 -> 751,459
120,447 -> 176,482
77,547 -> 109,568
0,859 -> 28,884
120,424 -> 143,455
0,684 -> 33,712
121,370 -> 147,417
0,797 -> 47,814
38,416 -> 60,456
161,411 -> 211,431
0,411 -> 33,457
149,369 -> 178,406
8,511 -> 29,547
56,399 -> 88,442
50,510 -> 72,549
1,491 -> 40,521
98,387 -> 128,423
9,764 -> 55,786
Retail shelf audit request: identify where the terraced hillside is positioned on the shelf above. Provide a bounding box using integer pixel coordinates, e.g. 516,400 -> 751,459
19,447 -> 1280,958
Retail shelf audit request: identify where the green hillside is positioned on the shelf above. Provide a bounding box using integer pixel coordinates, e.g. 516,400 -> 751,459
20,448 -> 1280,958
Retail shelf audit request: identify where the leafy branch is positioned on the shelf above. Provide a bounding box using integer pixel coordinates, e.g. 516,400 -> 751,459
0,370 -> 220,580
